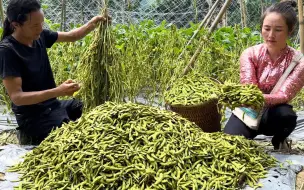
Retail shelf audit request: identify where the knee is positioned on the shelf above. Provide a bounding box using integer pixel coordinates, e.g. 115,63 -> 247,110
68,100 -> 83,121
270,104 -> 297,120
223,114 -> 256,138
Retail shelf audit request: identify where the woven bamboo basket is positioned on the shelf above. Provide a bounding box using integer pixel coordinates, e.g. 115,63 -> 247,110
166,99 -> 221,132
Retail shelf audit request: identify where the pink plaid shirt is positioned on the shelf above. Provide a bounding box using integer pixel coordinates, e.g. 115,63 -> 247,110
240,44 -> 304,106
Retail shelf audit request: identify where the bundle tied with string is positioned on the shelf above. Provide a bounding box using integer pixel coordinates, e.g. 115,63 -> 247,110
164,72 -> 222,132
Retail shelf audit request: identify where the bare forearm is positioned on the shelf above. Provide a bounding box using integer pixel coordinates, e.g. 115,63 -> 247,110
11,88 -> 59,106
68,23 -> 95,41
57,16 -> 107,43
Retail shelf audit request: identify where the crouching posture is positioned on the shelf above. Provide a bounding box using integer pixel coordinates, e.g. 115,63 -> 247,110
224,1 -> 303,150
0,0 -> 109,145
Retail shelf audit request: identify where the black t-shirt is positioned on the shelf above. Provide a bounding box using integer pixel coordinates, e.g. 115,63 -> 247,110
0,29 -> 59,115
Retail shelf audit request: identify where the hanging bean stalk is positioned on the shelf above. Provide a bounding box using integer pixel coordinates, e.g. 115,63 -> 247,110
9,102 -> 276,190
74,5 -> 114,111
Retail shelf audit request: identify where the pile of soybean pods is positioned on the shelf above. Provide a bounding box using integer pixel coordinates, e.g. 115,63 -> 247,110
9,102 -> 276,190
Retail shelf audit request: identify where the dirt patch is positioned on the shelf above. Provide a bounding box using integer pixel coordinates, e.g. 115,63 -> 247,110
297,170 -> 304,190
255,140 -> 304,155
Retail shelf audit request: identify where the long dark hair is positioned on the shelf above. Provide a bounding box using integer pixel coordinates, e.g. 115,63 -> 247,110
261,1 -> 297,35
1,0 -> 41,40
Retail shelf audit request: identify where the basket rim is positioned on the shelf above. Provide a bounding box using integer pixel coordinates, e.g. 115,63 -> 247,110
166,98 -> 219,109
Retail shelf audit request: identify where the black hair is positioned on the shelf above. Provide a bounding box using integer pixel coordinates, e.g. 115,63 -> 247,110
261,1 -> 297,35
1,0 -> 41,40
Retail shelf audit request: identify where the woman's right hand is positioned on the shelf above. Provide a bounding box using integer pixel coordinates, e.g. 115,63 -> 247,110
56,79 -> 80,97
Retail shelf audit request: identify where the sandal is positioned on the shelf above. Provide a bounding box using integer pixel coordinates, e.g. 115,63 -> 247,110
278,139 -> 292,151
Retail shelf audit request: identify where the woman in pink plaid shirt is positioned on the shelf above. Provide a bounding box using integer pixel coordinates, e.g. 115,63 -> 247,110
224,1 -> 303,150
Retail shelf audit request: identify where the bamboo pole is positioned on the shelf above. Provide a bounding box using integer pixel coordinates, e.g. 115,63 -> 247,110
244,0 -> 247,27
239,0 -> 247,28
224,4 -> 229,27
261,0 -> 264,16
60,0 -> 67,31
0,0 -> 4,26
209,0 -> 232,33
81,5 -> 84,24
239,0 -> 244,28
202,0 -> 221,28
177,0 -> 221,60
183,0 -> 232,75
204,0 -> 221,28
299,0 -> 304,53
63,0 -> 67,31
222,9 -> 227,27
60,0 -> 64,31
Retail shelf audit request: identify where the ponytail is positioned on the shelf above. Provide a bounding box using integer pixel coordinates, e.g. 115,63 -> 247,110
1,18 -> 14,41
1,0 -> 41,41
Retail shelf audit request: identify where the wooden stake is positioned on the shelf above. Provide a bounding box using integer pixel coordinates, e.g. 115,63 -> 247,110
204,0 -> 221,28
239,0 -> 247,28
209,0 -> 232,33
298,0 -> 304,53
202,0 -> 221,28
63,0 -> 67,31
244,0 -> 247,27
182,0 -> 232,76
261,0 -> 264,16
222,10 -> 227,27
177,0 -> 221,60
0,0 -> 4,26
60,0 -> 67,31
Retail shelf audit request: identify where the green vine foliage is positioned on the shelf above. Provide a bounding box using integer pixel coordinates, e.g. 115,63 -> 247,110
0,19 -> 303,113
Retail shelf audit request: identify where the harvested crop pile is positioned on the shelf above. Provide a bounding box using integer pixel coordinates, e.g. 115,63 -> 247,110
164,72 -> 220,106
219,81 -> 264,110
9,102 -> 276,189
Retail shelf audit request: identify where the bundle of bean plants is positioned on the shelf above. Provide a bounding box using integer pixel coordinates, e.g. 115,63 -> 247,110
9,102 -> 276,189
107,21 -> 197,105
73,7 -> 114,111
